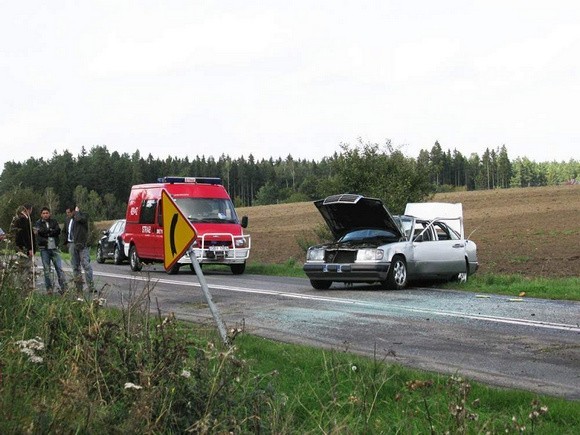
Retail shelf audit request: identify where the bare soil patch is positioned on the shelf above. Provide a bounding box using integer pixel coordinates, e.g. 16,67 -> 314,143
238,185 -> 580,278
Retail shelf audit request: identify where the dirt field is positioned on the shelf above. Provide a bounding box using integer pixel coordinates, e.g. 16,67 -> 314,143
237,185 -> 580,278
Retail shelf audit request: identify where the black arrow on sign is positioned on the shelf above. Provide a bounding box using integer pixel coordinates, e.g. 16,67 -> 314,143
170,213 -> 178,256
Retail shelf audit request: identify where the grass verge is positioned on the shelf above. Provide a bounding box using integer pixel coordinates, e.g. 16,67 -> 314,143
448,274 -> 580,301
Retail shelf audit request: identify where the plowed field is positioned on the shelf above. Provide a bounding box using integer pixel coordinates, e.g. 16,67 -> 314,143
237,185 -> 580,278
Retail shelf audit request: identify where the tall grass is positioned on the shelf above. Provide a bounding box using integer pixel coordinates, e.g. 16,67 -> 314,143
0,255 -> 283,433
236,337 -> 580,433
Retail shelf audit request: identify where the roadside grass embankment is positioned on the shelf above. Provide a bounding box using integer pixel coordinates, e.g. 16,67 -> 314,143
2,266 -> 579,433
452,274 -> 580,301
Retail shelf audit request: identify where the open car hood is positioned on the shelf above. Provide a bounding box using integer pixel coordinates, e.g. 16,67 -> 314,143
314,194 -> 405,240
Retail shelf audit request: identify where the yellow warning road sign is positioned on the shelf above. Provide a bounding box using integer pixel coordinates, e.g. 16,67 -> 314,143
161,189 -> 197,271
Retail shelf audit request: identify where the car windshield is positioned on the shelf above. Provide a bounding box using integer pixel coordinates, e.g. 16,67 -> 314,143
174,198 -> 239,223
393,215 -> 414,240
339,229 -> 399,243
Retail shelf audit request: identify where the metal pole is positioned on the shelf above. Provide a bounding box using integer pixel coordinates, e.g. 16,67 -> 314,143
188,249 -> 229,346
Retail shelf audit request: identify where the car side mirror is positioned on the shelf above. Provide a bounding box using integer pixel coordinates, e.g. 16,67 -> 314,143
241,216 -> 248,228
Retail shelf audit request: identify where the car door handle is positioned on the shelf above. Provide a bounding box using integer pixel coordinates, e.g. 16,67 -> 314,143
453,243 -> 464,248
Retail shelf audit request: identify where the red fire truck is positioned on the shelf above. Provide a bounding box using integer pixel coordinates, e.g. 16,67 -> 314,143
123,176 -> 250,274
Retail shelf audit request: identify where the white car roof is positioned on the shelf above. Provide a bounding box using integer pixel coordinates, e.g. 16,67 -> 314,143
404,202 -> 464,237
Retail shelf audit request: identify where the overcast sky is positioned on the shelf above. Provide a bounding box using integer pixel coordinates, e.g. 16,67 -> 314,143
1,1 -> 578,172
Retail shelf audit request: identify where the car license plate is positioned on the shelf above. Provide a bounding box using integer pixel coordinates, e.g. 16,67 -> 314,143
209,246 -> 229,251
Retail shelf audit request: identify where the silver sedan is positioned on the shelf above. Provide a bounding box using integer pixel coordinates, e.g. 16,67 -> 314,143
303,194 -> 478,290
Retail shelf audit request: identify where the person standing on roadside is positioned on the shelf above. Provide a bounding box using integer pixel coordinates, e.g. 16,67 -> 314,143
64,204 -> 96,293
12,204 -> 35,258
34,207 -> 67,295
11,204 -> 36,288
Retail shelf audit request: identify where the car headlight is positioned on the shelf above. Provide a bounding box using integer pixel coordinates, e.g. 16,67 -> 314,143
307,248 -> 325,261
235,237 -> 248,248
356,248 -> 384,261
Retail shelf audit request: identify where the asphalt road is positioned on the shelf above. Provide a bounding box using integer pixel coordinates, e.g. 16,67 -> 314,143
78,262 -> 580,400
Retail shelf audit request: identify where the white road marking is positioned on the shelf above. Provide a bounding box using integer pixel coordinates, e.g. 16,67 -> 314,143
96,271 -> 580,333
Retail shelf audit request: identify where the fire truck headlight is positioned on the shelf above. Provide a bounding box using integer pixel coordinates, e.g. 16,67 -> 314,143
235,237 -> 248,248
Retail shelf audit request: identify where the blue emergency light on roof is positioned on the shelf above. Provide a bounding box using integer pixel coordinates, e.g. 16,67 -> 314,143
158,176 -> 222,185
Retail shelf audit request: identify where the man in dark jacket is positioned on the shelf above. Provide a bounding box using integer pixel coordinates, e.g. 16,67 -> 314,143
35,207 -> 66,295
12,204 -> 35,257
64,204 -> 95,293
11,204 -> 36,289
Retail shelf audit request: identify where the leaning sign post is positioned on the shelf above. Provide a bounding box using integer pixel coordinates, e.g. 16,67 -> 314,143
161,189 -> 229,345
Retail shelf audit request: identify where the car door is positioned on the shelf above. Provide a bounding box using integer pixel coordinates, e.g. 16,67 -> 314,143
410,221 -> 463,276
116,220 -> 126,254
138,199 -> 160,259
104,221 -> 120,256
410,223 -> 441,276
431,221 -> 465,273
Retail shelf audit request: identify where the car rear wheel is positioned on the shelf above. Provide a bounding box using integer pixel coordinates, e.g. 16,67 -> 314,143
230,263 -> 246,275
96,245 -> 105,264
453,259 -> 470,283
129,245 -> 142,272
310,279 -> 332,290
113,245 -> 123,265
385,256 -> 407,290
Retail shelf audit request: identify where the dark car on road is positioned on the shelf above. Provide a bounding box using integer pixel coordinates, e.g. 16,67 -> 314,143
96,219 -> 126,264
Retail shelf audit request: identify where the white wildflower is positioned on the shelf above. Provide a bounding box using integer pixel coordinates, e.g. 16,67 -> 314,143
351,365 -> 357,372
20,347 -> 35,357
124,382 -> 143,390
15,337 -> 45,364
181,370 -> 191,379
15,337 -> 44,351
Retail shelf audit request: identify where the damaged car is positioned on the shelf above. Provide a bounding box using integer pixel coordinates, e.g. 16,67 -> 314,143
303,194 -> 478,290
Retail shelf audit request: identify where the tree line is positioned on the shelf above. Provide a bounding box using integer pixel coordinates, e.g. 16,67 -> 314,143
0,141 -> 577,231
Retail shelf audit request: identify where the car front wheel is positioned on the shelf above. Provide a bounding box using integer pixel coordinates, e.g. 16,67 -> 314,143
310,279 -> 332,290
129,245 -> 142,272
230,263 -> 245,275
385,256 -> 407,290
96,245 -> 105,264
113,245 -> 123,265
